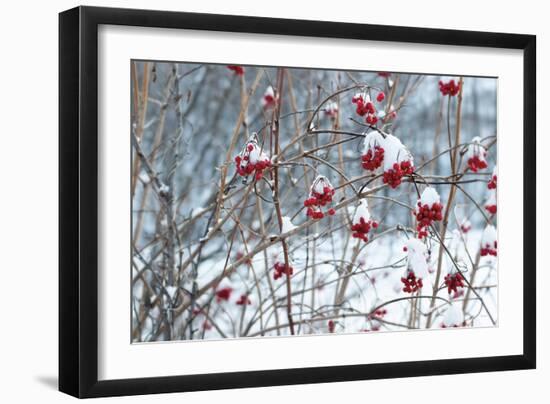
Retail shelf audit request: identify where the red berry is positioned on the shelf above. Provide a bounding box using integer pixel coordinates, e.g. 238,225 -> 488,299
227,65 -> 244,75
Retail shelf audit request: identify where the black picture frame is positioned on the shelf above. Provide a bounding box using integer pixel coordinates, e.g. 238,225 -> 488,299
59,5 -> 536,398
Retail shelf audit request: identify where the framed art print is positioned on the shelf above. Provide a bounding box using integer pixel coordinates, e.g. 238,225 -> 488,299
59,6 -> 536,398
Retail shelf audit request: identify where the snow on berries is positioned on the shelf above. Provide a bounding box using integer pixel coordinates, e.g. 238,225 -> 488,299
444,231 -> 466,294
485,189 -> 497,215
441,303 -> 465,328
273,261 -> 294,280
234,138 -> 271,181
488,165 -> 497,189
439,79 -> 461,96
381,134 -> 415,188
414,187 -> 443,239
324,101 -> 339,120
401,238 -> 430,293
459,219 -> 472,234
261,86 -> 277,109
480,225 -> 498,257
227,65 -> 244,75
304,175 -> 336,219
466,136 -> 488,172
361,131 -> 385,171
351,199 -> 378,243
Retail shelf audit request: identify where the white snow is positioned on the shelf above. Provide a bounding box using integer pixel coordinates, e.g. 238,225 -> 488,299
352,199 -> 371,224
247,143 -> 269,165
353,92 -> 370,103
405,238 -> 430,279
264,85 -> 274,98
261,86 -> 275,107
419,187 -> 440,206
281,216 -> 297,234
485,189 -> 497,207
138,173 -> 150,184
459,218 -> 471,231
466,136 -> 487,161
311,175 -> 332,195
362,131 -> 384,154
447,229 -> 466,274
442,303 -> 464,327
325,101 -> 338,114
481,224 -> 497,247
158,183 -> 170,194
382,134 -> 414,171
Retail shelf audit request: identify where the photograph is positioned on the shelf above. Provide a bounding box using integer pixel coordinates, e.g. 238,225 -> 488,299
130,61 -> 498,342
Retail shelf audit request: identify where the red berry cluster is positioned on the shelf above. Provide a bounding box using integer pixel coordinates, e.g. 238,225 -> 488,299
485,203 -> 497,215
351,217 -> 378,243
401,270 -> 423,293
352,94 -> 375,116
452,289 -> 465,300
467,154 -> 488,172
263,93 -> 275,108
439,79 -> 461,96
351,92 -> 385,126
361,145 -> 385,171
273,262 -> 294,280
481,241 -> 498,257
418,228 -> 430,239
444,272 -> 465,294
262,86 -> 277,109
328,320 -> 335,333
415,201 -> 443,238
236,294 -> 252,305
383,161 -> 414,188
304,179 -> 336,220
215,287 -> 233,303
227,65 -> 244,75
368,308 -> 387,320
488,173 -> 497,190
234,142 -> 271,181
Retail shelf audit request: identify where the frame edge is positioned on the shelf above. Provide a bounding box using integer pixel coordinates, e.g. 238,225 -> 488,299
58,5 -> 81,398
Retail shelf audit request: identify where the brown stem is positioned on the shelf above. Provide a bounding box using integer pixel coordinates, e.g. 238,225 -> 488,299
426,77 -> 464,329
271,68 -> 295,335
